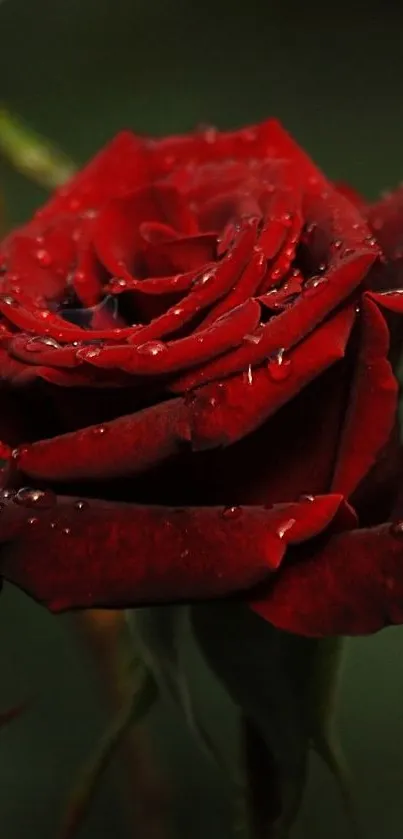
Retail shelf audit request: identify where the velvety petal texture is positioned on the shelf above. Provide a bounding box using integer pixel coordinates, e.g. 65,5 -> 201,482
0,117 -> 402,638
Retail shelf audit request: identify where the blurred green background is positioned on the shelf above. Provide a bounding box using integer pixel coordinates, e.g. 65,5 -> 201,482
1,0 -> 403,837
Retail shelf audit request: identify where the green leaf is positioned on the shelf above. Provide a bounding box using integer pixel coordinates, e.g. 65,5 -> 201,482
58,660 -> 158,839
191,603 -> 312,838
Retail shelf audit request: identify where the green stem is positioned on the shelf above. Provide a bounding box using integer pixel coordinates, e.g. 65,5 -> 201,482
239,716 -> 282,839
0,105 -> 76,189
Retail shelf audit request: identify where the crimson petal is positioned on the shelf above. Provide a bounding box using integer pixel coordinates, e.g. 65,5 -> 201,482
251,522 -> 403,637
173,306 -> 356,451
0,494 -> 344,611
331,295 -> 398,496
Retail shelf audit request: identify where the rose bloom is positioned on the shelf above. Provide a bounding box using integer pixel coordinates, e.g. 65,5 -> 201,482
0,117 -> 403,636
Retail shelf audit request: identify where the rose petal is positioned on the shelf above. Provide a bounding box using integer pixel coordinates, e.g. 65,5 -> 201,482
173,252 -> 373,391
77,299 -> 261,375
38,132 -> 150,219
172,306 -> 356,452
366,185 -> 403,261
14,397 -> 190,482
0,494 -> 344,611
331,295 -> 398,496
93,185 -> 199,282
251,522 -> 403,637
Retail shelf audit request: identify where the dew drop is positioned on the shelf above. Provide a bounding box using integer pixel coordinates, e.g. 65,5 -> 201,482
244,332 -> 262,345
277,517 -> 296,539
62,526 -> 71,535
83,346 -> 102,359
14,487 -> 56,508
221,505 -> 242,520
25,335 -> 61,352
180,548 -> 190,559
1,488 -> 15,500
35,248 -> 53,268
333,239 -> 343,250
13,444 -> 29,461
193,269 -> 215,288
390,520 -> 403,539
74,499 -> 89,511
91,425 -> 107,437
0,294 -> 15,307
26,517 -> 39,526
136,340 -> 167,357
303,275 -> 328,296
246,364 -> 253,385
267,349 -> 292,382
299,493 -> 315,502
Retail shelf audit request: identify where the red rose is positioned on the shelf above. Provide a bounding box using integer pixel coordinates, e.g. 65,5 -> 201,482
0,117 -> 403,637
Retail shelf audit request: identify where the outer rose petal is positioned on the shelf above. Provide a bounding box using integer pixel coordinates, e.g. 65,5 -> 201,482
14,397 -> 191,482
0,495 -> 344,611
37,132 -> 150,219
331,295 -> 398,497
366,185 -> 403,261
251,522 -> 403,637
333,182 -> 367,212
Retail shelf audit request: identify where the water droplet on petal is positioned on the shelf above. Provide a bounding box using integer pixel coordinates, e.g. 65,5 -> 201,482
390,520 -> 403,539
1,488 -> 15,500
92,425 -> 107,436
267,349 -> 292,382
299,493 -> 315,502
25,335 -> 61,352
303,275 -> 328,296
180,548 -> 190,559
193,269 -> 215,289
26,517 -> 39,526
14,487 -> 56,508
83,347 -> 102,359
12,445 -> 28,463
221,506 -> 242,520
35,248 -> 53,268
244,332 -> 262,345
62,526 -> 71,535
242,364 -> 254,385
74,499 -> 89,511
0,294 -> 16,307
277,517 -> 296,539
333,239 -> 343,250
136,340 -> 167,357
